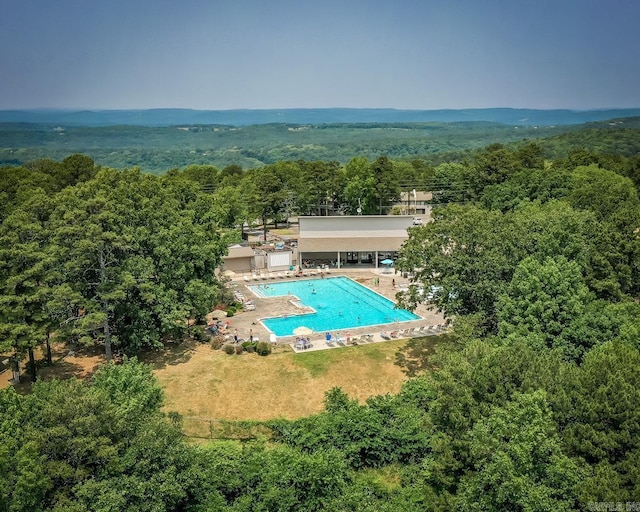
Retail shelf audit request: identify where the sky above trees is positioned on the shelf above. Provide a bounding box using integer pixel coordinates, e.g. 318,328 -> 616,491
1,0 -> 639,111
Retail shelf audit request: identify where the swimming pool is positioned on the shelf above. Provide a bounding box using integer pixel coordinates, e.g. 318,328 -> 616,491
249,276 -> 420,337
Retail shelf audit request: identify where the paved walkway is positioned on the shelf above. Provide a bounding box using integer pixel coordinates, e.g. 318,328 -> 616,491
215,269 -> 447,353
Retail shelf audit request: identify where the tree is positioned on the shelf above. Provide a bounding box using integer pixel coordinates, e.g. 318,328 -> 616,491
497,256 -> 595,361
430,162 -> 473,205
343,157 -> 377,215
271,387 -> 430,470
568,164 -> 640,228
295,160 -> 344,215
210,185 -> 247,229
456,391 -> 584,511
396,204 -> 513,330
58,153 -> 98,188
563,341 -> 640,504
0,190 -> 59,381
397,199 -> 625,332
371,156 -> 401,214
179,164 -> 220,192
479,166 -> 573,212
0,359 -> 207,511
90,357 -> 164,432
49,169 -> 226,359
514,141 -> 545,170
469,143 -> 519,197
243,165 -> 289,240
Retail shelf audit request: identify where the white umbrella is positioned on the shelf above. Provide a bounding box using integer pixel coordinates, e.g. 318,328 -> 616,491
222,269 -> 236,278
293,326 -> 313,336
211,309 -> 228,319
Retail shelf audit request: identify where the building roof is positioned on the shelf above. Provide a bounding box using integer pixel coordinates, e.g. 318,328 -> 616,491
224,244 -> 255,260
298,215 -> 413,252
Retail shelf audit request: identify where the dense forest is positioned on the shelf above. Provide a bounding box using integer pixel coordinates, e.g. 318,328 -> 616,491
1,120 -> 640,510
2,115 -> 640,173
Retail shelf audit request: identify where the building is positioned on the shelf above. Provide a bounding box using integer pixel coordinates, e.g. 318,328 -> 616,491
297,215 -> 415,269
222,243 -> 295,274
394,190 -> 433,220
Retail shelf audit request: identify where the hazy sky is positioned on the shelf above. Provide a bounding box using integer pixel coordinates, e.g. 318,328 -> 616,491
1,0 -> 639,110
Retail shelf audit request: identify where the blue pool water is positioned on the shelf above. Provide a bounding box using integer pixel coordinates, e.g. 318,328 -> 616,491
249,276 -> 420,337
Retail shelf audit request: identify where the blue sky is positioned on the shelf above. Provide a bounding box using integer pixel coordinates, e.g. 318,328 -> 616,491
1,0 -> 638,110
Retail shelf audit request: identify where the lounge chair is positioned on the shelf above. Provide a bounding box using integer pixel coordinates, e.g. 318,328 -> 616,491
243,275 -> 251,283
380,332 -> 391,340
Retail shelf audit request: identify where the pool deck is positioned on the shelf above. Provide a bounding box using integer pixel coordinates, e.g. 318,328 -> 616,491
215,268 -> 447,352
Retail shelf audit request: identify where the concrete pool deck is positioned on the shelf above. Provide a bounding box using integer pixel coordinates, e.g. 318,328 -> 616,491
217,268 -> 447,352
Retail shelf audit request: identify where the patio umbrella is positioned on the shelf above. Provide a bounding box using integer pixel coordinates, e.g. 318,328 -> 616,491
211,309 -> 228,319
381,258 -> 394,274
293,326 -> 314,336
222,269 -> 236,278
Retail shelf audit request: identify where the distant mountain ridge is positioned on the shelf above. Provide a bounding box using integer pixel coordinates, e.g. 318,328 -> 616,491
2,107 -> 640,127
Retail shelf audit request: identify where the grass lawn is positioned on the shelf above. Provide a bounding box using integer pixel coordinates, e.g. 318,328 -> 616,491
144,339 -> 417,421
2,335 -> 444,425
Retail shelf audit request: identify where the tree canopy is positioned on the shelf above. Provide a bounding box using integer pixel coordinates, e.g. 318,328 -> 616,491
2,128 -> 640,510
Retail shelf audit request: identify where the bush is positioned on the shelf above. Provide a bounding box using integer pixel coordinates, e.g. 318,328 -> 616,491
226,307 -> 236,317
242,341 -> 257,353
211,336 -> 225,350
223,344 -> 236,355
192,328 -> 205,341
256,342 -> 272,356
235,345 -> 244,355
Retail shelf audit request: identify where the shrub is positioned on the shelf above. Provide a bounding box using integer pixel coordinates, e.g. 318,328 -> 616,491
211,336 -> 225,350
242,341 -> 257,353
235,345 -> 244,355
223,344 -> 236,355
192,328 -> 205,341
256,342 -> 272,356
226,307 -> 236,317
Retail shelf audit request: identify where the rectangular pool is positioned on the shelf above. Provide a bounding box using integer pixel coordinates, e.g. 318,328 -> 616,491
249,276 -> 420,337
